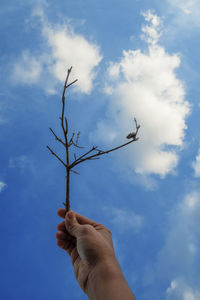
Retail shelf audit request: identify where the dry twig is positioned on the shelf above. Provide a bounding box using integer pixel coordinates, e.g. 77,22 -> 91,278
47,67 -> 140,212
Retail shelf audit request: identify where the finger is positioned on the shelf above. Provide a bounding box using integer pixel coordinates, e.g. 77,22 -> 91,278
57,221 -> 66,231
65,211 -> 82,237
58,208 -> 100,226
57,208 -> 66,219
57,220 -> 82,242
56,231 -> 70,240
75,212 -> 100,226
56,235 -> 76,248
57,208 -> 99,227
57,239 -> 71,254
57,239 -> 75,256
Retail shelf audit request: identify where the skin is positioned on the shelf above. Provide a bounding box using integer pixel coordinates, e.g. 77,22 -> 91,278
56,209 -> 136,300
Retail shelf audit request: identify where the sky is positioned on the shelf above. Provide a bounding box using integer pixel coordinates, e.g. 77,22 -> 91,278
1,0 -> 200,299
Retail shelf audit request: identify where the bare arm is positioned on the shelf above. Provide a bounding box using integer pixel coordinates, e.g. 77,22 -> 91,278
56,209 -> 136,300
86,258 -> 136,300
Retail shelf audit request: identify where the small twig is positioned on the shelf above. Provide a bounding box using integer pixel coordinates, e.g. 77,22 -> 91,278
49,128 -> 66,147
76,132 -> 80,144
68,133 -> 75,146
71,146 -> 98,165
46,146 -> 67,167
65,117 -> 68,134
68,131 -> 84,149
66,79 -> 78,89
69,137 -> 139,169
71,169 -> 80,175
71,140 -> 84,149
69,119 -> 140,169
47,67 -> 140,213
88,157 -> 100,160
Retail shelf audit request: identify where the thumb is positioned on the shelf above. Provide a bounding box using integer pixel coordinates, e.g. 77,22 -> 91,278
65,211 -> 81,238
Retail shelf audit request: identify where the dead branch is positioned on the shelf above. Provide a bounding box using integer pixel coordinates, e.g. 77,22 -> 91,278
47,67 -> 140,212
49,128 -> 66,147
69,119 -> 140,169
47,67 -> 77,212
46,146 -> 66,167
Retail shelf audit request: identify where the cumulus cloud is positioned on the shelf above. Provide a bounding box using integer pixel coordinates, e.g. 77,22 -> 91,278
142,191 -> 200,297
104,207 -> 143,234
158,192 -> 200,271
141,10 -> 162,45
167,0 -> 200,32
153,191 -> 200,298
0,182 -> 6,192
12,51 -> 42,85
92,10 -> 190,178
166,279 -> 200,300
192,149 -> 200,177
168,0 -> 200,16
42,23 -> 102,94
12,7 -> 102,94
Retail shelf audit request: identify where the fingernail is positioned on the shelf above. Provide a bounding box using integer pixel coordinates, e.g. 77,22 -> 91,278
67,211 -> 73,219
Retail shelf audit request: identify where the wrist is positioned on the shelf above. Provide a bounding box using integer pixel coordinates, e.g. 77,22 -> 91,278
86,256 -> 135,300
87,256 -> 123,287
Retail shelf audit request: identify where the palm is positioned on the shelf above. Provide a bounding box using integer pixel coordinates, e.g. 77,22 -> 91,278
56,210 -> 114,292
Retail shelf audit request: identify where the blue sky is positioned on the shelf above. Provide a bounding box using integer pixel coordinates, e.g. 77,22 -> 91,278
1,0 -> 200,299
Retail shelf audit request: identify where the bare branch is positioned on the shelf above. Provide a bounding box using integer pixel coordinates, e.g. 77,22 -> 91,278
66,79 -> 78,89
65,117 -> 68,135
71,140 -> 85,149
68,131 -> 84,149
68,132 -> 75,146
69,138 -> 138,169
47,66 -> 140,213
71,146 -> 98,166
76,132 -> 80,145
71,169 -> 80,175
46,146 -> 67,167
62,202 -> 67,208
69,119 -> 140,169
49,128 -> 66,147
60,67 -> 78,211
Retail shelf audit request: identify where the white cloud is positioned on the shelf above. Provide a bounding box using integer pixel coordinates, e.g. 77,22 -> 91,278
42,23 -> 102,94
141,191 -> 200,297
12,7 -> 102,94
166,279 -> 200,300
167,0 -> 200,30
0,182 -> 6,192
12,51 -> 42,85
158,191 -> 200,266
168,0 -> 200,16
192,149 -> 200,177
92,10 -> 190,178
153,191 -> 200,298
141,10 -> 162,45
9,155 -> 34,173
104,207 -> 143,234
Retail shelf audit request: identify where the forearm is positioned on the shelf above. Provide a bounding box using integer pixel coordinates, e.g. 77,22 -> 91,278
86,258 -> 136,300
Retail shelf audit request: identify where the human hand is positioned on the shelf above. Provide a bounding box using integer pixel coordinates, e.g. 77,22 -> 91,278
56,209 -> 119,293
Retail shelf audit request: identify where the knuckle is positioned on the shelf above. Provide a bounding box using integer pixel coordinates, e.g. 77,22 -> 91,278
106,228 -> 112,236
103,226 -> 112,235
79,225 -> 92,235
71,248 -> 78,265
